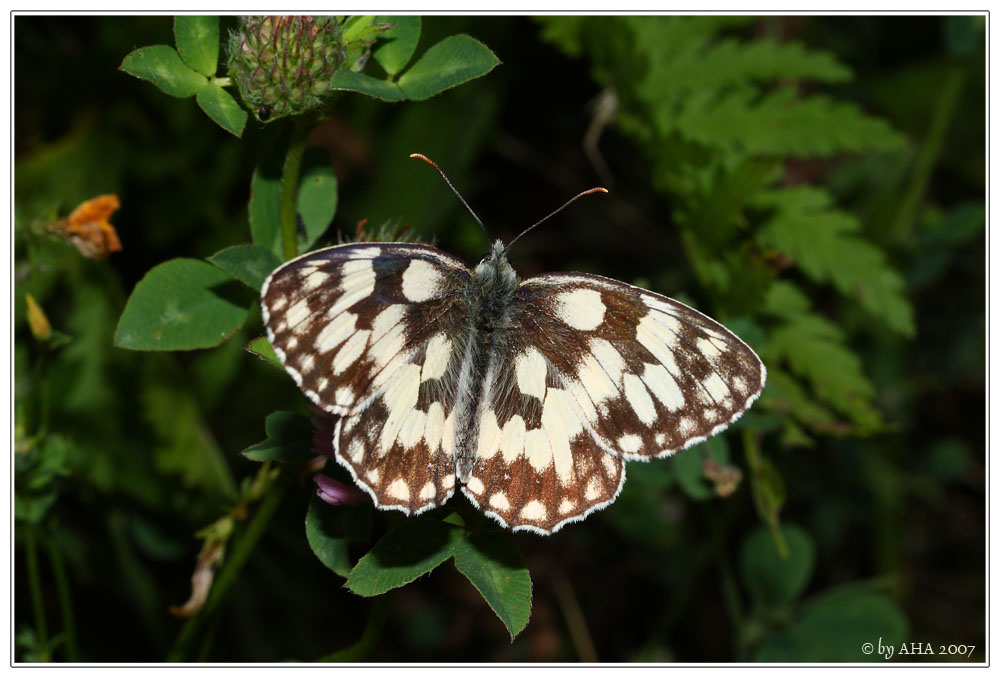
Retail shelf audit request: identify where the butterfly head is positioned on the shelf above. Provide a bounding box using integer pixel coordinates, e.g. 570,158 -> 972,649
473,239 -> 519,302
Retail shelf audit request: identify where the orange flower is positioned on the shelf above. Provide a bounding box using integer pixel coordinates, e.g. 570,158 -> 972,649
48,194 -> 122,259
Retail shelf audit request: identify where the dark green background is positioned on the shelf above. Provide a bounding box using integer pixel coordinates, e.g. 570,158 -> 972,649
14,15 -> 984,662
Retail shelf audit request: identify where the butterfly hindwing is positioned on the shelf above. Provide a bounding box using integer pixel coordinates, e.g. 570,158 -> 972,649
460,328 -> 626,534
262,243 -> 472,513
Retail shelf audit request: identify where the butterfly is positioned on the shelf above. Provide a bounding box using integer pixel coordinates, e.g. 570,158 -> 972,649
261,159 -> 766,535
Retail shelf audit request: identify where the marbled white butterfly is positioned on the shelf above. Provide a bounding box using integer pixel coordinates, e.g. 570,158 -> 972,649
262,158 -> 765,534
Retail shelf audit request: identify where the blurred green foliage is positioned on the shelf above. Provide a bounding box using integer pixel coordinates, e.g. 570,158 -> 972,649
14,15 -> 984,663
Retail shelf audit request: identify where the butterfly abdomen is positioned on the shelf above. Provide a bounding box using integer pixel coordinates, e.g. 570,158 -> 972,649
451,241 -> 522,480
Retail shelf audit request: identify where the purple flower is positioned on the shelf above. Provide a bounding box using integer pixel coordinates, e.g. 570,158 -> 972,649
314,473 -> 367,506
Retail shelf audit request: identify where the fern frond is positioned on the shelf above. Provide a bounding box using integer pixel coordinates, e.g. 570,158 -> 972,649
762,281 -> 881,430
631,20 -> 852,94
540,16 -> 903,161
674,90 -> 906,157
755,187 -> 915,336
537,15 -> 909,446
757,366 -> 837,446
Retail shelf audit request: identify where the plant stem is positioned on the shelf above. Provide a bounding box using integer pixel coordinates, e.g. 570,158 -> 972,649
196,612 -> 224,662
166,472 -> 289,662
280,118 -> 311,261
317,595 -> 390,662
743,429 -> 788,558
23,523 -> 50,661
46,535 -> 77,661
553,576 -> 598,662
891,68 -> 965,239
719,562 -> 746,660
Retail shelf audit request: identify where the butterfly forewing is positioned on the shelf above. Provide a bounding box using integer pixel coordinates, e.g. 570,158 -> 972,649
262,243 -> 472,514
516,273 -> 766,459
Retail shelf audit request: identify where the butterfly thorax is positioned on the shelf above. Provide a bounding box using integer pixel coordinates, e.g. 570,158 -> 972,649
469,239 -> 519,332
450,240 -> 520,480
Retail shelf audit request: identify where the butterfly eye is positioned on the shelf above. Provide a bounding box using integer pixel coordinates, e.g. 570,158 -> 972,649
257,105 -> 273,121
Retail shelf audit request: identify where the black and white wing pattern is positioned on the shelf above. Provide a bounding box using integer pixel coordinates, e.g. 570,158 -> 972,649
460,272 -> 766,534
262,239 -> 766,535
262,243 -> 473,516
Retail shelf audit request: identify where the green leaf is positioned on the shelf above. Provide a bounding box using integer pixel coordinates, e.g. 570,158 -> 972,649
373,16 -> 422,76
297,149 -> 339,252
755,591 -> 908,662
342,16 -> 377,43
174,15 -> 219,76
343,17 -> 395,71
551,17 -> 902,159
769,317 -> 880,428
763,281 -> 881,429
15,434 -> 71,524
330,69 -> 405,101
761,278 -> 812,316
397,35 -> 500,101
672,435 -> 730,500
910,202 -> 986,289
195,85 -> 247,137
536,15 -> 589,57
740,524 -> 816,606
114,259 -> 249,351
677,91 -> 906,157
756,366 -> 835,437
249,163 -> 283,257
242,410 -> 316,463
244,336 -> 282,369
453,533 -> 532,639
755,187 -> 915,336
143,383 -> 236,499
749,457 -> 786,531
14,490 -> 57,525
922,439 -> 973,483
634,28 -> 853,93
208,244 -> 281,291
347,518 -> 463,596
306,494 -> 372,578
607,17 -> 903,158
120,45 -> 208,98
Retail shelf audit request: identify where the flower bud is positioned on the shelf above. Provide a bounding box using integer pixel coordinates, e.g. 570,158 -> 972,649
25,294 -> 51,341
314,473 -> 367,506
227,16 -> 349,123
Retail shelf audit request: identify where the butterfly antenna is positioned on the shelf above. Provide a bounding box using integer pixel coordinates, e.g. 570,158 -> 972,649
505,186 -> 608,252
409,153 -> 490,239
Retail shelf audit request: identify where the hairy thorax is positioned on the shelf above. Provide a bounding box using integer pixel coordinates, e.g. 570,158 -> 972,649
454,240 -> 521,478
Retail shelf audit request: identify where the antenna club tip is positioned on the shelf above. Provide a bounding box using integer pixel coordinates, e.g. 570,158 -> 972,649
409,153 -> 440,170
596,187 -> 609,194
